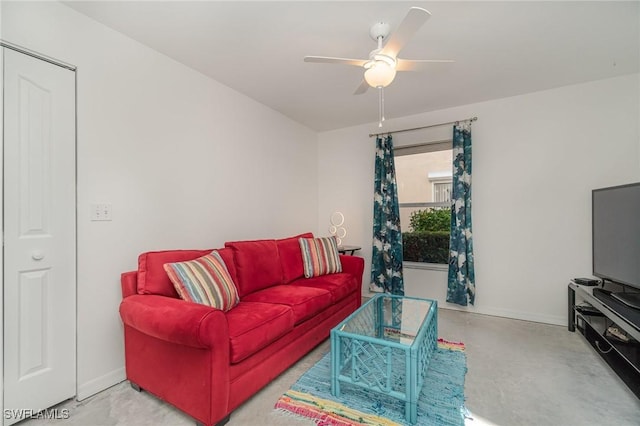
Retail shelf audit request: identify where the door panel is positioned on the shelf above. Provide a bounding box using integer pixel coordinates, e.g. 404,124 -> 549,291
18,75 -> 52,236
3,47 -> 76,425
18,269 -> 50,379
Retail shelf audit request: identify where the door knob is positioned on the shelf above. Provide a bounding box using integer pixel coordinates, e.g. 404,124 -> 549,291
31,251 -> 45,261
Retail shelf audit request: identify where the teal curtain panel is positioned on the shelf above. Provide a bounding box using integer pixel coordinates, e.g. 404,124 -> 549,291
447,123 -> 476,306
370,135 -> 404,295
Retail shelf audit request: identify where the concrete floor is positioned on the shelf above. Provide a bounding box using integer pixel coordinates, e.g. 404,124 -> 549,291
22,309 -> 640,426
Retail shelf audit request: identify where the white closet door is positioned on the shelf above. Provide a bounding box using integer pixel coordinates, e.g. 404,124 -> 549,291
3,47 -> 76,425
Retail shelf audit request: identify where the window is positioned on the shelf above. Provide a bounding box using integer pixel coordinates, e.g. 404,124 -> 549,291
395,141 -> 452,265
432,181 -> 452,203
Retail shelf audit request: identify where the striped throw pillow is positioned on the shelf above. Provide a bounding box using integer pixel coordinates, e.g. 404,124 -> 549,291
299,236 -> 342,278
163,251 -> 239,311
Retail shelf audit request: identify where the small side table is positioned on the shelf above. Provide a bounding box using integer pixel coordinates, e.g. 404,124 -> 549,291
338,245 -> 361,255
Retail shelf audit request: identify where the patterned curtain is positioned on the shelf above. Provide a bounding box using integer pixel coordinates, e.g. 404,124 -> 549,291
447,123 -> 476,306
370,135 -> 404,295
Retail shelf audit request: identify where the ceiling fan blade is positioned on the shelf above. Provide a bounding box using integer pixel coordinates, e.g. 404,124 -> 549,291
381,7 -> 431,58
304,56 -> 367,67
396,58 -> 455,71
354,79 -> 369,95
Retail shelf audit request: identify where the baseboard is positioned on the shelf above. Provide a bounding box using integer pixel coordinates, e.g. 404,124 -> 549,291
368,289 -> 567,326
441,304 -> 566,326
76,367 -> 126,401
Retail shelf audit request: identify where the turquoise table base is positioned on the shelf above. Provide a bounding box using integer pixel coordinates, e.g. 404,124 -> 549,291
330,294 -> 437,424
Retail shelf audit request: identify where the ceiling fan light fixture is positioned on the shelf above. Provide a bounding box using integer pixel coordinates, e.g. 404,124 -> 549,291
364,60 -> 397,88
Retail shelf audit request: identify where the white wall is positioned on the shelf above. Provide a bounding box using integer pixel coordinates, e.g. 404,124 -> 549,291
2,1 -> 318,400
318,73 -> 640,326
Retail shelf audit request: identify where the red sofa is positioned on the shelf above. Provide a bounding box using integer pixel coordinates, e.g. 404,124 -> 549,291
119,233 -> 364,426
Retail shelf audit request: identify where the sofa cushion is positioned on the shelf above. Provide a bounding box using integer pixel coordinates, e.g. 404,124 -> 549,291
276,232 -> 313,284
138,249 -> 212,297
226,302 -> 294,364
164,251 -> 239,311
289,273 -> 358,304
216,248 -> 238,283
299,236 -> 342,278
137,247 -> 237,298
242,285 -> 332,325
224,239 -> 282,297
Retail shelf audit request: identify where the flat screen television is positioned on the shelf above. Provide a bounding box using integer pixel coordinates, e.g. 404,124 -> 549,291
592,182 -> 640,309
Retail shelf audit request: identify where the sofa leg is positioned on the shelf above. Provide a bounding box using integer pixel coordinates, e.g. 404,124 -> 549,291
214,414 -> 230,426
194,414 -> 229,426
130,382 -> 142,392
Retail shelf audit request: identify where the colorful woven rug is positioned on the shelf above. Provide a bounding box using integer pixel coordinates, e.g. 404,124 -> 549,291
274,339 -> 467,426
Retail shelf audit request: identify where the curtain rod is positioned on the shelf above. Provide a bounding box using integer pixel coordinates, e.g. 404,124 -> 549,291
368,116 -> 478,138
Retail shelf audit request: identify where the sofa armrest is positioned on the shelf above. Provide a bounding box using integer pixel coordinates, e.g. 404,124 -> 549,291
340,255 -> 365,286
119,295 -> 229,349
121,271 -> 138,298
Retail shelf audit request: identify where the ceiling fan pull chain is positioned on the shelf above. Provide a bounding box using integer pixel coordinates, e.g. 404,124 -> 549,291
378,87 -> 386,128
378,87 -> 383,127
382,87 -> 385,123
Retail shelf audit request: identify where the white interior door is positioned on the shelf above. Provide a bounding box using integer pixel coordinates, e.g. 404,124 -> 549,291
3,47 -> 76,425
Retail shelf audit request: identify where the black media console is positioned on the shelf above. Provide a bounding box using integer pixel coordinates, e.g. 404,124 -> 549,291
568,281 -> 640,398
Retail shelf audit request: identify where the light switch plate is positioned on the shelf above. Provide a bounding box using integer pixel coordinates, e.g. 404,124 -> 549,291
91,203 -> 112,221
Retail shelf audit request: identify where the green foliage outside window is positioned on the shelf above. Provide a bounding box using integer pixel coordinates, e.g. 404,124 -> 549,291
403,208 -> 451,264
409,208 -> 451,232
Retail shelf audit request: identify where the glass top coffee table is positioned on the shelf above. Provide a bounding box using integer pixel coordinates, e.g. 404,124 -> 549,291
330,294 -> 437,424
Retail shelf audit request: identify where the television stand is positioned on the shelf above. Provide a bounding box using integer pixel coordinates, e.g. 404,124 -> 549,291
568,281 -> 640,399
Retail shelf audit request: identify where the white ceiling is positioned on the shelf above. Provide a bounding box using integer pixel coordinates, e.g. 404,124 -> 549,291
64,1 -> 639,131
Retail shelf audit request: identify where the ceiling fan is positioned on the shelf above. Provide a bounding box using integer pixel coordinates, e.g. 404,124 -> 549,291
304,7 -> 453,125
304,7 -> 452,94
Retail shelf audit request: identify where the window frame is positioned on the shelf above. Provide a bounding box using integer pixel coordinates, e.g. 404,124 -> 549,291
395,139 -> 453,269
